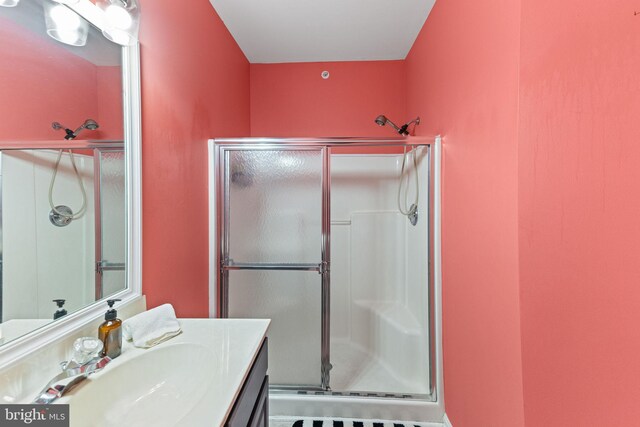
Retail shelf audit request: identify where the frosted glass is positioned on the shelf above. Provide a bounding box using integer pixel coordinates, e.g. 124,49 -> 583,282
98,150 -> 126,298
227,150 -> 322,264
228,270 -> 322,387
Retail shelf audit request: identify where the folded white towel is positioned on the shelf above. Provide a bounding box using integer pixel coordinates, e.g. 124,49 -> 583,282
123,304 -> 182,348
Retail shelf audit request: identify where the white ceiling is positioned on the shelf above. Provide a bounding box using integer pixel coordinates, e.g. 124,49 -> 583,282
209,0 -> 436,64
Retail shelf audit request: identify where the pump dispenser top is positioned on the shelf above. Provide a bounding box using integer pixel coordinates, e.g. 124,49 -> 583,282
53,299 -> 67,320
105,299 -> 120,320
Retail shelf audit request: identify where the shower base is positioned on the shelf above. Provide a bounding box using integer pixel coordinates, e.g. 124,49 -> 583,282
269,392 -> 442,423
269,417 -> 445,427
329,340 -> 423,395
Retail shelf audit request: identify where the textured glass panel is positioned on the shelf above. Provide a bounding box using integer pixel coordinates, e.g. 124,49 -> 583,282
99,150 -> 126,298
227,150 -> 322,264
228,270 -> 322,387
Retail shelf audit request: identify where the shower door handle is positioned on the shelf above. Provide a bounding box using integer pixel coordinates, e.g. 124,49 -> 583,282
96,261 -> 125,274
222,262 -> 323,273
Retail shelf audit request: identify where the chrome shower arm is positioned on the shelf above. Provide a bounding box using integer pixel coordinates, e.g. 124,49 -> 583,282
384,118 -> 403,133
52,119 -> 99,140
374,115 -> 421,136
51,122 -> 75,140
398,117 -> 421,136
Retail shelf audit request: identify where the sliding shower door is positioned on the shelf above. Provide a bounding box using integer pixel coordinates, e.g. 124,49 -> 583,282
220,147 -> 330,389
94,149 -> 126,301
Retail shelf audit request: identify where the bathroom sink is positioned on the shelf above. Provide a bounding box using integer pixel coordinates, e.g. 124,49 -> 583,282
22,319 -> 271,426
65,342 -> 218,427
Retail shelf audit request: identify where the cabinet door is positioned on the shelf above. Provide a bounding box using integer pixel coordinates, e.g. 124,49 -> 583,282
225,340 -> 268,427
249,377 -> 269,427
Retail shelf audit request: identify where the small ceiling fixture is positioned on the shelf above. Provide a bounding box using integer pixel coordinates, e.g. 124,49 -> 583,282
96,0 -> 140,46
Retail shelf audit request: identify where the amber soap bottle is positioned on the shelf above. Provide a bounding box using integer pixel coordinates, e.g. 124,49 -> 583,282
99,299 -> 122,359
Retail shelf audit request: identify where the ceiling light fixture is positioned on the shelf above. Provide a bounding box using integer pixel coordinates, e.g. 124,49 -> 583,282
43,0 -> 89,46
96,0 -> 140,46
0,0 -> 19,7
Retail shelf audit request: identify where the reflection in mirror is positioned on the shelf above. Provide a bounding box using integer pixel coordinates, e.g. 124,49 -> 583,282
0,1 -> 127,346
0,0 -> 122,142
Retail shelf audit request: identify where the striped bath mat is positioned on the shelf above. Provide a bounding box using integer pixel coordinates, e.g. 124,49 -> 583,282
292,421 -> 422,427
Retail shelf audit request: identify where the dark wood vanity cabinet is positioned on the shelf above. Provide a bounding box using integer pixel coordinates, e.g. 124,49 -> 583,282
225,339 -> 269,427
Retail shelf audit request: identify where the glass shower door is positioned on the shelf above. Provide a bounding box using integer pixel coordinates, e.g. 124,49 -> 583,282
94,149 -> 126,300
221,147 -> 329,389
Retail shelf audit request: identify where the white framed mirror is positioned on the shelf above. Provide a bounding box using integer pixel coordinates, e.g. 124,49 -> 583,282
0,0 -> 141,368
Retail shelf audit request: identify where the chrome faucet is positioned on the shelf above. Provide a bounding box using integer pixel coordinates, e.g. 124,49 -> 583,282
33,356 -> 111,404
33,338 -> 111,404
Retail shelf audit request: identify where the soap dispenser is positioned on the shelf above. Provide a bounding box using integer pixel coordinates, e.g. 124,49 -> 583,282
53,299 -> 67,320
99,299 -> 122,359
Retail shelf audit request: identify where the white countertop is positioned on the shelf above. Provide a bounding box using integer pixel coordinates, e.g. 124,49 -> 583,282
0,319 -> 51,345
57,318 -> 270,427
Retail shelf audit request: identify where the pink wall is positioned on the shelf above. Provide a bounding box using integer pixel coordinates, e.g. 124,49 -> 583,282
406,0 -> 640,425
137,0 -> 640,423
5,0 -> 630,421
96,67 -> 124,141
138,0 -> 250,317
0,18 -> 96,141
0,18 -> 122,142
405,1 -> 525,426
518,1 -> 640,425
250,61 -> 406,138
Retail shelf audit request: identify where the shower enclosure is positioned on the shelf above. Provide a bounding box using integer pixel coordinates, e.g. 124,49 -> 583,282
0,142 -> 126,322
209,137 -> 443,422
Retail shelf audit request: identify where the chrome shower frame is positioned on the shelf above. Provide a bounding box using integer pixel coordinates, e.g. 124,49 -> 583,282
217,143 -> 330,390
93,147 -> 126,301
210,137 -> 443,418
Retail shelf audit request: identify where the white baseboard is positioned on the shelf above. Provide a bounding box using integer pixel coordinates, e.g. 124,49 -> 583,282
443,414 -> 453,427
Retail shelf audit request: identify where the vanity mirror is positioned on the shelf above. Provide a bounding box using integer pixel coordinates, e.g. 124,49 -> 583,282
0,0 -> 141,358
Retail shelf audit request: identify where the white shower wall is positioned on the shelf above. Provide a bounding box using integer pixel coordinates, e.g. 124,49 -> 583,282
330,149 -> 430,395
1,150 -> 95,321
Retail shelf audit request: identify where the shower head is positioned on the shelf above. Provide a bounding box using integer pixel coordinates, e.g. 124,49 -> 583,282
374,115 -> 402,134
374,115 -> 420,136
81,119 -> 99,131
375,115 -> 388,127
52,119 -> 100,140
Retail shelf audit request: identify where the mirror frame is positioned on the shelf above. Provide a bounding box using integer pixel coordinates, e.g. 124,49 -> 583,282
0,0 -> 142,369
